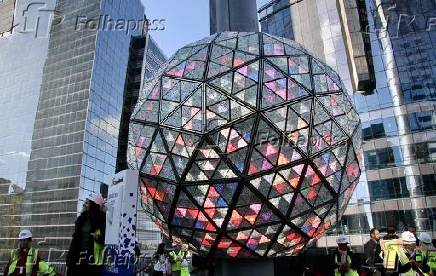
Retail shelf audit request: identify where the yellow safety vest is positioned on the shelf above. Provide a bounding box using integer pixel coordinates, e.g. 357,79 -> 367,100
397,248 -> 428,276
384,239 -> 402,270
180,253 -> 190,276
334,253 -> 359,276
93,229 -> 104,266
169,250 -> 185,272
181,264 -> 190,276
7,248 -> 56,276
420,249 -> 436,272
416,248 -> 424,262
427,250 -> 436,272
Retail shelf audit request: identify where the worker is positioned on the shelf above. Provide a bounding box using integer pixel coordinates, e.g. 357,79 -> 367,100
169,242 -> 189,276
417,232 -> 436,275
3,230 -> 57,276
396,231 -> 427,276
407,226 -> 419,246
334,236 -> 359,276
363,228 -> 384,276
180,243 -> 191,276
66,193 -> 106,275
383,225 -> 399,240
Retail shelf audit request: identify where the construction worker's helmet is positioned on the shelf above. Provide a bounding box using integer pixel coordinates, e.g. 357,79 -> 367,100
418,232 -> 432,244
18,230 -> 32,240
336,236 -> 349,244
401,231 -> 416,244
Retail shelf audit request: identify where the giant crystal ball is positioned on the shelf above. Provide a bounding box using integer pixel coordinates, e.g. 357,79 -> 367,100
128,32 -> 362,257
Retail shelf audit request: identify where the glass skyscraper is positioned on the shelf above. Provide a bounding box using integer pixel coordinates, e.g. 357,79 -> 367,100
135,35 -> 167,253
259,0 -> 436,247
136,35 -> 166,253
0,0 -> 145,261
116,33 -> 167,253
0,0 -> 57,260
258,0 -> 294,41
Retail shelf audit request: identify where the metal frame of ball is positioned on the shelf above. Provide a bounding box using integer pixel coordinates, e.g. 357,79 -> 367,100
128,32 -> 362,258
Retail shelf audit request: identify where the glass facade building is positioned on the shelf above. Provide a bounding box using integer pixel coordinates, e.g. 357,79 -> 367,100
258,0 -> 436,247
117,33 -> 167,253
0,0 -> 57,260
209,0 -> 259,34
258,0 -> 294,41
0,0 -> 145,261
137,35 -> 167,254
143,35 -> 167,79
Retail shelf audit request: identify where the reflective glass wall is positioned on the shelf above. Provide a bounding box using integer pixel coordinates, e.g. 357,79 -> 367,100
136,34 -> 166,253
0,0 -> 56,260
258,0 -> 436,245
79,0 -> 145,208
0,0 -> 145,261
350,0 -> 436,234
116,33 -> 167,253
258,0 -> 294,40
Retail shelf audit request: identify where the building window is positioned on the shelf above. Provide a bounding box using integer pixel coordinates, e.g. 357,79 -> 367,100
364,146 -> 403,170
403,83 -> 436,104
384,117 -> 399,137
408,111 -> 435,132
362,116 -> 399,141
353,88 -> 393,113
372,210 -> 416,230
423,175 -> 436,196
368,174 -> 436,200
362,119 -> 385,140
368,177 -> 409,201
328,214 -> 370,235
411,142 -> 436,164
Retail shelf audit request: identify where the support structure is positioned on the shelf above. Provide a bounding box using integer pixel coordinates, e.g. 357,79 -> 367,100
209,0 -> 259,34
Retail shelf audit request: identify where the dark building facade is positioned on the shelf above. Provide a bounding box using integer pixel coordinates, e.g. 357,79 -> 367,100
209,0 -> 259,34
117,34 -> 166,173
116,33 -> 167,252
258,0 -> 436,247
0,0 -> 145,261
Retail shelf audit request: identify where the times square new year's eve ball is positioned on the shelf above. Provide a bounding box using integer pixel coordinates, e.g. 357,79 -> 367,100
128,32 -> 362,257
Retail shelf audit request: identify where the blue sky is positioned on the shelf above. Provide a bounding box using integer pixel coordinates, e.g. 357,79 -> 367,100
141,0 -> 270,57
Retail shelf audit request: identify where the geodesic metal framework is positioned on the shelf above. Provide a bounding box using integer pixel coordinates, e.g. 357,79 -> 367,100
128,32 -> 362,257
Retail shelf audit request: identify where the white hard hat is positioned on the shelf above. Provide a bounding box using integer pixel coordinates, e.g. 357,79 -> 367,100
336,236 -> 349,244
18,230 -> 32,240
88,193 -> 104,206
401,231 -> 416,243
418,232 -> 432,244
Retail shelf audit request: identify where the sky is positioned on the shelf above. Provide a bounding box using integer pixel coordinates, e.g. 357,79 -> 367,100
141,0 -> 270,57
141,0 -> 210,57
